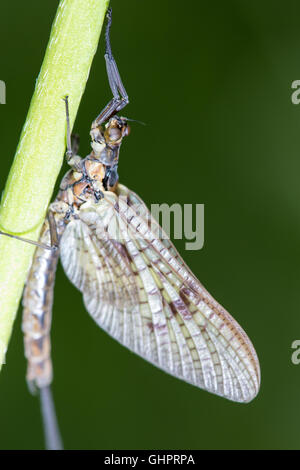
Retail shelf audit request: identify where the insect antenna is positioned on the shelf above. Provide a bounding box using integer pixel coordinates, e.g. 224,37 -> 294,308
123,117 -> 147,126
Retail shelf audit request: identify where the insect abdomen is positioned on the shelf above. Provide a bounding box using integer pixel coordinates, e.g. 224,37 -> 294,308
22,217 -> 60,391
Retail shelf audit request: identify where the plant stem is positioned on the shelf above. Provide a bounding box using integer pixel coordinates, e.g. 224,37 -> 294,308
0,0 -> 109,370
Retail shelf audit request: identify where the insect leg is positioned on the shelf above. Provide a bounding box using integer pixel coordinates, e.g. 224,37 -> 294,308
48,210 -> 59,249
92,8 -> 129,128
63,96 -> 82,170
71,133 -> 80,155
0,210 -> 60,251
0,229 -> 56,251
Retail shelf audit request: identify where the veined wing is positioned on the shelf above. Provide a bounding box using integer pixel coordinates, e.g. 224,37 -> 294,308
60,184 -> 260,403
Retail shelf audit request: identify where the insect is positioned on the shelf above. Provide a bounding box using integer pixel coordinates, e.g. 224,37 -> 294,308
2,8 -> 260,448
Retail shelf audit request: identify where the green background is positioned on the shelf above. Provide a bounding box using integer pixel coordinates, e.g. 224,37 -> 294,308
0,0 -> 299,450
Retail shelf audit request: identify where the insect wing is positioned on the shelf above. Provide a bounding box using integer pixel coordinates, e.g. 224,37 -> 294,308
60,185 -> 260,403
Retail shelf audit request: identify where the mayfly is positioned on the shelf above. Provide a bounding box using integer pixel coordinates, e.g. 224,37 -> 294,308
2,8 -> 260,448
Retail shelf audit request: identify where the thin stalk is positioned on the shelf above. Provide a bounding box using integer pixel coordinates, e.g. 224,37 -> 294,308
0,0 -> 109,369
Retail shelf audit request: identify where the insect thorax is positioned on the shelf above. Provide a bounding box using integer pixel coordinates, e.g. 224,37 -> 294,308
57,157 -> 106,208
56,116 -> 129,213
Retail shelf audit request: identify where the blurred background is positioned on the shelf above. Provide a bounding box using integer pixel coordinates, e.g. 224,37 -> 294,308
0,0 -> 299,450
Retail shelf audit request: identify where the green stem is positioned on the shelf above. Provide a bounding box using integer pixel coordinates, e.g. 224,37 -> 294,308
0,0 -> 109,369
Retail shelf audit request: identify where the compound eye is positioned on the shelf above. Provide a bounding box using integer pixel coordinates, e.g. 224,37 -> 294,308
108,127 -> 122,141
